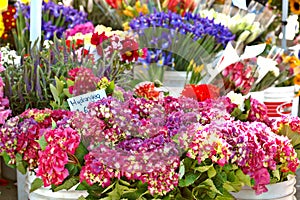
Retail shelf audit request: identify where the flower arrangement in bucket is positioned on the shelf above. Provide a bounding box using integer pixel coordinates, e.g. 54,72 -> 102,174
0,81 -> 299,199
129,10 -> 235,85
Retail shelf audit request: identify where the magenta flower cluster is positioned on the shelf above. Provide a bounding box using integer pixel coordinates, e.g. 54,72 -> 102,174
65,22 -> 95,38
79,95 -> 202,195
0,109 -> 74,172
222,58 -> 258,95
187,120 -> 299,194
36,127 -> 80,187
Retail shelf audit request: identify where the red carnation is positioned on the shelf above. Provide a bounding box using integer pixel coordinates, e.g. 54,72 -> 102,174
91,32 -> 108,46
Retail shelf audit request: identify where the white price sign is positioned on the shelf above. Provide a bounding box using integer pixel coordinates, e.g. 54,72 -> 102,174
67,89 -> 107,113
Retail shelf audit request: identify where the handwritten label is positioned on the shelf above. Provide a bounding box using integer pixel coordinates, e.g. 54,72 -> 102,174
67,89 -> 107,113
232,0 -> 248,10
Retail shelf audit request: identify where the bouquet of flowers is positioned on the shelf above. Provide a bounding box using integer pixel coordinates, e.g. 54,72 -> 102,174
129,10 -> 234,87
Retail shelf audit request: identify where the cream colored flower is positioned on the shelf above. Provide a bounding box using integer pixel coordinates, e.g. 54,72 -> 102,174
226,91 -> 245,111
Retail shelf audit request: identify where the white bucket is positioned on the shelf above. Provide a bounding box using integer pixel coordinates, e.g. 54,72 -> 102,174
264,86 -> 295,118
25,172 -> 88,200
231,176 -> 296,200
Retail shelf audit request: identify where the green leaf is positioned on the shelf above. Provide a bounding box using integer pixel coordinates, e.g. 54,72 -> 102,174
1,152 -> 15,168
215,190 -> 235,200
223,181 -> 242,192
66,79 -> 74,87
231,108 -> 242,118
208,166 -> 217,178
105,81 -> 115,95
65,163 -> 78,176
53,177 -> 79,192
55,77 -> 65,93
78,196 -> 86,200
76,182 -> 88,191
179,173 -> 200,187
244,97 -> 251,111
272,169 -> 280,181
63,88 -> 72,98
104,181 -> 137,200
37,135 -> 47,151
227,171 -> 236,182
179,161 -> 185,179
50,84 -> 60,104
16,153 -> 26,174
30,178 -> 43,192
236,169 -> 252,186
75,142 -> 89,165
51,119 -> 57,130
194,164 -> 213,172
202,179 -> 222,195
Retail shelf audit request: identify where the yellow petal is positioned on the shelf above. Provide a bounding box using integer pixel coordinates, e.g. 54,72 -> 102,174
0,0 -> 8,12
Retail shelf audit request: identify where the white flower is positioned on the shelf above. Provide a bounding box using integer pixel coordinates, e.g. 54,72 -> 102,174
226,91 -> 245,111
43,40 -> 53,49
0,46 -> 21,67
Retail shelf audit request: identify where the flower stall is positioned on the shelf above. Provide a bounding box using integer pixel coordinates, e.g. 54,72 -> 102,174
0,0 -> 300,200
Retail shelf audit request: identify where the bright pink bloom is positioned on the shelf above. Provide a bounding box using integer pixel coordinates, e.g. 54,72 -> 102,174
45,127 -> 80,154
36,145 -> 69,187
252,168 -> 270,195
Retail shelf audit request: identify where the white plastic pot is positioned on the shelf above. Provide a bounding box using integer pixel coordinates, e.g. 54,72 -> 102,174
231,176 -> 296,200
25,172 -> 88,200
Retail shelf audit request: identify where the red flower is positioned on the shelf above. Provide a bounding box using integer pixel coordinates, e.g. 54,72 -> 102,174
68,67 -> 81,81
120,37 -> 140,62
105,0 -> 122,9
91,32 -> 108,46
1,5 -> 16,40
134,82 -> 161,100
66,39 -> 84,51
166,0 -> 180,12
181,84 -> 220,102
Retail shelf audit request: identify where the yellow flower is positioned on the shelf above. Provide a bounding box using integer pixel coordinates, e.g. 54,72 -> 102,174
123,22 -> 130,31
193,64 -> 204,74
0,0 -> 8,12
290,0 -> 300,15
283,55 -> 300,68
265,37 -> 272,45
123,7 -> 135,18
68,32 -> 93,46
0,15 -> 5,37
135,1 -> 148,15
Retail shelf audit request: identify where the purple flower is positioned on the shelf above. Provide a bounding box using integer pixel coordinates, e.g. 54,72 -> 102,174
15,1 -> 89,40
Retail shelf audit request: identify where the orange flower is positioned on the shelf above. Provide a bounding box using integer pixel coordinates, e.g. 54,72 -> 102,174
294,74 -> 300,85
283,55 -> 300,69
290,0 -> 300,15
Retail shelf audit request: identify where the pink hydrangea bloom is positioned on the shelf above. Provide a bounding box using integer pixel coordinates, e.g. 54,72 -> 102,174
252,168 -> 270,195
36,145 -> 69,187
45,127 -> 80,154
